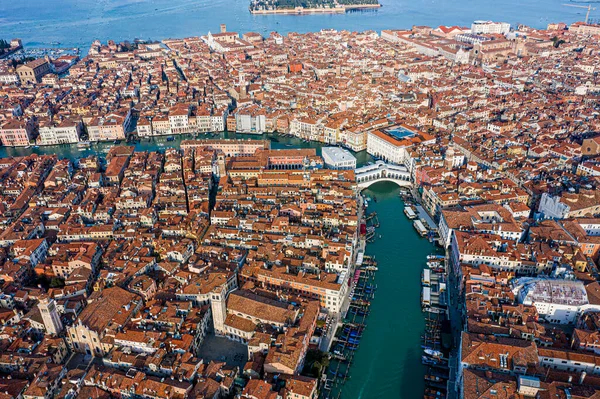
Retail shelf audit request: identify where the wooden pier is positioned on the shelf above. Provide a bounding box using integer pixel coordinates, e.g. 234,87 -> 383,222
320,258 -> 378,398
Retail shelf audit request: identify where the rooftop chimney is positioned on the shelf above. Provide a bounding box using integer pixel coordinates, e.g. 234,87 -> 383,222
220,24 -> 226,33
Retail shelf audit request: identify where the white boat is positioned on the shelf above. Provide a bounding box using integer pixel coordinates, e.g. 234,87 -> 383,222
426,307 -> 445,314
77,141 -> 91,148
424,349 -> 443,358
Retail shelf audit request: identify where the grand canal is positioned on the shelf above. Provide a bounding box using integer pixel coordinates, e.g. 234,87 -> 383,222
342,182 -> 437,398
0,132 -> 372,163
0,135 -> 437,398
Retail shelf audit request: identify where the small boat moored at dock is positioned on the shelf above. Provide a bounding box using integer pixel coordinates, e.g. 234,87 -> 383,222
424,348 -> 443,358
427,261 -> 442,269
427,254 -> 444,260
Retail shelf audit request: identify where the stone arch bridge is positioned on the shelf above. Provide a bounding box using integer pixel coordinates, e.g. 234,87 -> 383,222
356,161 -> 412,189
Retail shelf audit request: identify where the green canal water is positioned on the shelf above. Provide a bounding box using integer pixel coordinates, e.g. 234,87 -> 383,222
0,136 -> 435,398
0,132 -> 374,165
342,181 -> 438,399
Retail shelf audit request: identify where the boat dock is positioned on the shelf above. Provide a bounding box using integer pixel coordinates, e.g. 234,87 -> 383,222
398,187 -> 413,201
413,220 -> 428,237
415,205 -> 437,231
322,256 -> 378,399
420,254 -> 452,399
404,206 -> 418,219
421,264 -> 448,310
364,211 -> 381,243
366,211 -> 380,227
361,195 -> 381,244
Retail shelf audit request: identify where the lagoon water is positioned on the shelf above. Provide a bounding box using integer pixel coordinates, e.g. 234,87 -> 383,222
0,0 -> 588,49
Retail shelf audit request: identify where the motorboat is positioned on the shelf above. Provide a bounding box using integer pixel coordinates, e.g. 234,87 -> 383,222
424,349 -> 443,358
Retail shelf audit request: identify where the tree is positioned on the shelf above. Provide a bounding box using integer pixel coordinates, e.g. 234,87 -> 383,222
49,277 -> 65,288
551,36 -> 565,48
311,361 -> 322,375
302,349 -> 330,377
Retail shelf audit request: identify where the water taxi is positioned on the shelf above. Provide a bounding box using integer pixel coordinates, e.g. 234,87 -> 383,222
427,261 -> 441,269
424,348 -> 443,358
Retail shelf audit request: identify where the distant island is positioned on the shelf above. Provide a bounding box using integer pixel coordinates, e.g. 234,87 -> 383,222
249,0 -> 381,14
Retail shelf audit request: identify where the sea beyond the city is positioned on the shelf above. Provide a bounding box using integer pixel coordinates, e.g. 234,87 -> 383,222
0,0 -> 588,49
